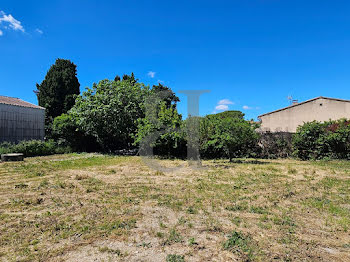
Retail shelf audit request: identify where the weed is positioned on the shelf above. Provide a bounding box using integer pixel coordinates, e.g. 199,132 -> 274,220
225,204 -> 248,212
39,179 -> 49,188
166,254 -> 185,262
232,216 -> 241,226
99,246 -> 122,256
26,171 -> 46,178
186,206 -> 197,214
188,237 -> 198,246
164,228 -> 182,245
156,232 -> 164,238
223,231 -> 255,260
250,206 -> 268,214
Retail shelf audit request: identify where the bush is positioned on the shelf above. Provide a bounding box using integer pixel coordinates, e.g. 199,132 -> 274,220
199,114 -> 259,160
258,132 -> 293,159
134,102 -> 186,158
0,140 -> 71,157
293,119 -> 350,160
52,113 -> 99,152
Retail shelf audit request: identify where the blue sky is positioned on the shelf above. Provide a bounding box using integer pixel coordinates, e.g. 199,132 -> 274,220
1,0 -> 350,120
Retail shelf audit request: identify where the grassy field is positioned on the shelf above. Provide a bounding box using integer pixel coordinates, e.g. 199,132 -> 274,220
0,154 -> 349,261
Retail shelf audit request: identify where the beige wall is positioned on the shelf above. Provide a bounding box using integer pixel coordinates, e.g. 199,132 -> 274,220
259,98 -> 350,133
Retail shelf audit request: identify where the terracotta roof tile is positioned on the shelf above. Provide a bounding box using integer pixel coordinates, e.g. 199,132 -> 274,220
0,96 -> 45,109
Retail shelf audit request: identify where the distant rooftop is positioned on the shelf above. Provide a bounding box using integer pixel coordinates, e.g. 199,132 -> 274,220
258,96 -> 350,118
0,96 -> 45,110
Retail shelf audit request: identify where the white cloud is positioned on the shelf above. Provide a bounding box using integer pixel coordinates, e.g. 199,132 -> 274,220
35,28 -> 43,34
0,11 -> 25,35
157,80 -> 164,84
213,98 -> 234,113
0,29 -> 3,36
243,105 -> 260,110
218,99 -> 234,105
215,104 -> 229,111
147,71 -> 156,78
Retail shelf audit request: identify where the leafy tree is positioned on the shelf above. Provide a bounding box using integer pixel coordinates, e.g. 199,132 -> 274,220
70,79 -> 149,152
200,115 -> 258,161
36,59 -> 80,133
52,113 -> 99,152
134,102 -> 186,157
151,83 -> 180,108
114,73 -> 137,83
208,110 -> 245,120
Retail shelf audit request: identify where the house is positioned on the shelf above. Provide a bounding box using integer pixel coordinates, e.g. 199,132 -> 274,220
0,96 -> 45,143
258,96 -> 350,133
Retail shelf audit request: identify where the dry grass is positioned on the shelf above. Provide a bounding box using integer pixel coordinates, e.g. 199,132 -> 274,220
0,153 -> 349,261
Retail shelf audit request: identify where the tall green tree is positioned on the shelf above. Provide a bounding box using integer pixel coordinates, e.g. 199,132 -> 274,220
114,72 -> 137,85
151,83 -> 180,108
36,59 -> 80,131
70,79 -> 149,152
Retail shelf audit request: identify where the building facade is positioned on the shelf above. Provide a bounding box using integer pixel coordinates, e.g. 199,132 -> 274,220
0,96 -> 45,143
258,97 -> 350,133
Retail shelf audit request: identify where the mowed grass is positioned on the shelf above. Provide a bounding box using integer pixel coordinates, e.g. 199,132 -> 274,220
0,154 -> 349,261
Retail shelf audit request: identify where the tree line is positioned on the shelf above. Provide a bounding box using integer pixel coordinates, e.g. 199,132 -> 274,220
32,58 -> 350,161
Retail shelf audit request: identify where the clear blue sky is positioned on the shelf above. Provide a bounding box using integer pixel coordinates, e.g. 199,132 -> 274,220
1,0 -> 350,120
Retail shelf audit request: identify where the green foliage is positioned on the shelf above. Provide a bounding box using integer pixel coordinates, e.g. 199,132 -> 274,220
36,59 -> 80,134
166,254 -> 185,262
70,76 -> 149,152
134,102 -> 186,157
208,110 -> 245,120
150,83 -> 180,108
52,114 -> 99,152
199,114 -> 259,160
223,231 -> 255,259
293,119 -> 350,160
0,140 -> 71,157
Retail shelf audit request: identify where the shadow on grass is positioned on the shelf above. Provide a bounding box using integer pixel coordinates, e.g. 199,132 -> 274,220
211,159 -> 273,167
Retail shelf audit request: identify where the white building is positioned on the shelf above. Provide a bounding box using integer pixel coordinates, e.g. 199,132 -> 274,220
258,96 -> 350,133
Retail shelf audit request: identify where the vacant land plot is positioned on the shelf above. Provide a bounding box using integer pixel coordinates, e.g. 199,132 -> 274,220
0,154 -> 349,261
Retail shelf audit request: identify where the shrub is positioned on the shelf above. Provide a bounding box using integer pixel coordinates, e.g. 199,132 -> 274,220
293,119 -> 350,160
52,113 -> 99,152
0,140 -> 71,157
134,102 -> 186,158
258,132 -> 293,159
199,115 -> 259,160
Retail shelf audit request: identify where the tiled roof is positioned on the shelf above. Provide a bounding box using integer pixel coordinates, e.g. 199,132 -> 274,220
258,96 -> 350,118
0,96 -> 45,110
